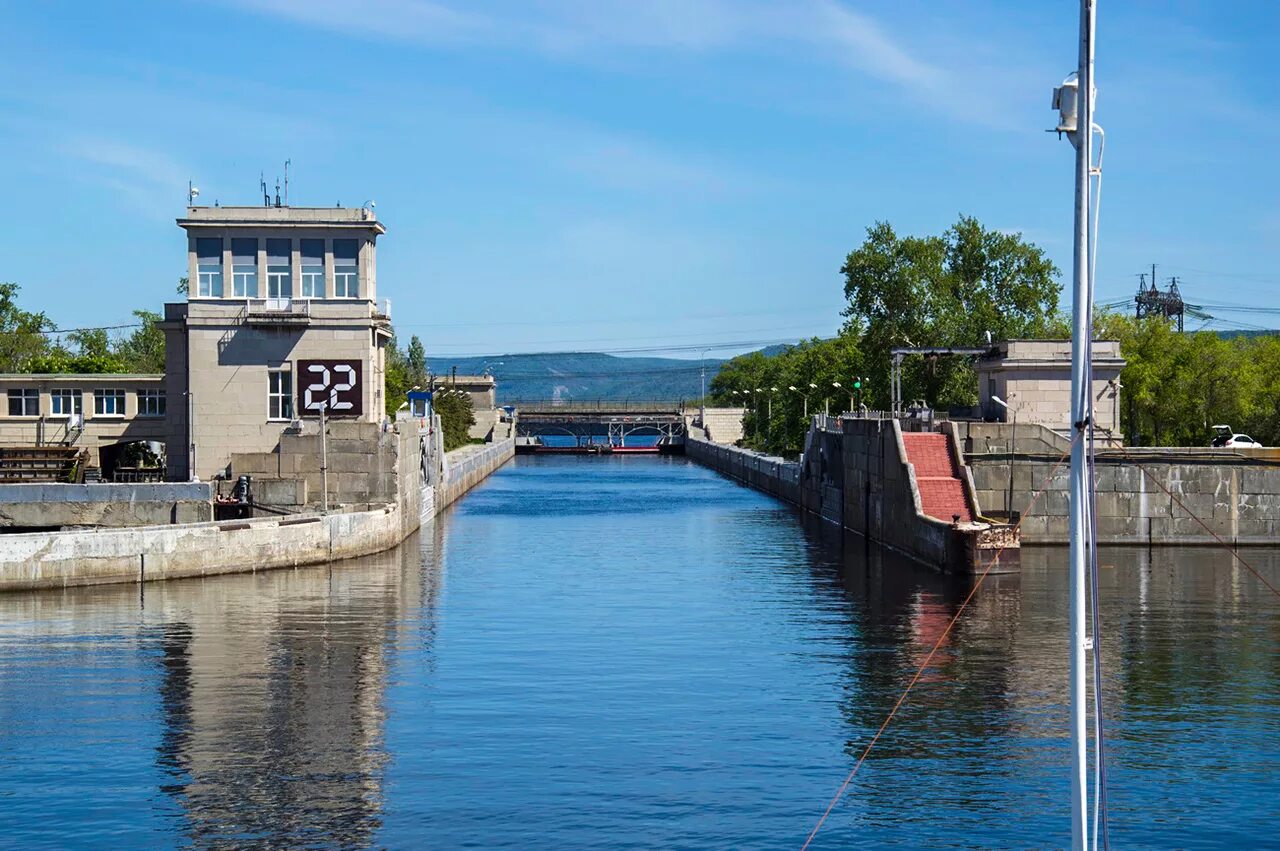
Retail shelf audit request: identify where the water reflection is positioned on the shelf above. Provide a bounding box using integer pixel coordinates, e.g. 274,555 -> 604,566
0,537 -> 435,849
0,457 -> 1278,848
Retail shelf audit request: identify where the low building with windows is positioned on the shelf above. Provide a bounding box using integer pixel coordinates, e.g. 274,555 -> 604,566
0,374 -> 167,475
163,205 -> 393,481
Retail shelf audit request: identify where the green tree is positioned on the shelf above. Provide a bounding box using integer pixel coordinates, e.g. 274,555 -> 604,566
406,335 -> 427,385
434,390 -> 475,451
114,310 -> 166,373
0,282 -> 55,371
841,216 -> 1060,410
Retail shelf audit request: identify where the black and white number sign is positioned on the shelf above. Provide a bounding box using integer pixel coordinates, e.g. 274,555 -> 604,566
298,359 -> 363,416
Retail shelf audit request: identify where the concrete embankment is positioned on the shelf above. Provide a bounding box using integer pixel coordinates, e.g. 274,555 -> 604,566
0,482 -> 213,528
437,439 -> 515,510
687,419 -> 1015,573
0,436 -> 515,593
957,421 -> 1280,545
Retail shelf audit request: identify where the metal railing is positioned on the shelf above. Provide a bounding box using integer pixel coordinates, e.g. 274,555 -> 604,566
506,400 -> 686,413
242,297 -> 311,322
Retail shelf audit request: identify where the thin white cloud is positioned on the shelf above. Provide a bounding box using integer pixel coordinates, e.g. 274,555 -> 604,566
61,137 -> 190,216
209,0 -> 998,124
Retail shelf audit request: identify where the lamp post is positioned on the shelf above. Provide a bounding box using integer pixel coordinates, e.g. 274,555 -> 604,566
699,348 -> 709,430
991,394 -> 1015,518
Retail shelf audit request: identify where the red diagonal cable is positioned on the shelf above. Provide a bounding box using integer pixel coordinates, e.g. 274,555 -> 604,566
1126,455 -> 1280,600
800,438 -> 1078,850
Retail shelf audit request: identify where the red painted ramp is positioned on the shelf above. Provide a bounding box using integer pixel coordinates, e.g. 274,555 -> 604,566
901,432 -> 974,523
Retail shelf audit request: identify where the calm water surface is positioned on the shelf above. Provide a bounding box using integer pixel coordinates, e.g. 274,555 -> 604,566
1,455 -> 1278,849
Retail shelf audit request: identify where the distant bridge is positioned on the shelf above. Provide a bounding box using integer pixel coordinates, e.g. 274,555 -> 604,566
510,401 -> 687,454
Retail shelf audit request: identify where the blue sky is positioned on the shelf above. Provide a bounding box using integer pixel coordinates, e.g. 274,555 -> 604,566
1,1 -> 1276,357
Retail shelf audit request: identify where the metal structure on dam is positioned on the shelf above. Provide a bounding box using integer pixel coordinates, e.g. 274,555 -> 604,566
512,401 -> 686,454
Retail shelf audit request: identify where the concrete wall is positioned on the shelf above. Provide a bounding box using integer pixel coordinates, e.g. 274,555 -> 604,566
0,422 -> 514,592
0,505 -> 406,592
437,438 -> 516,510
687,419 -> 982,572
958,421 -> 1280,545
227,420 -> 409,511
688,407 -> 745,445
0,483 -> 212,528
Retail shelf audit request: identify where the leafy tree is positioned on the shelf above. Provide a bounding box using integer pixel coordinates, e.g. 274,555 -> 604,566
434,390 -> 475,451
384,336 -> 412,415
406,335 -> 427,385
841,216 -> 1060,410
0,282 -> 55,371
710,332 -> 865,455
115,310 -> 166,373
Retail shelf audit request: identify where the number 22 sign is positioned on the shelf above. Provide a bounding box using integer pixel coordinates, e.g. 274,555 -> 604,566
297,359 -> 363,416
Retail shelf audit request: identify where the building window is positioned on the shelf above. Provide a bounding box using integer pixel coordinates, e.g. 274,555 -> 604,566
7,389 -> 38,417
334,239 -> 359,298
94,389 -> 126,417
231,238 -> 258,298
266,238 -> 292,299
137,389 -> 166,417
268,368 -> 293,420
50,389 -> 82,417
300,239 -> 324,298
196,237 -> 223,298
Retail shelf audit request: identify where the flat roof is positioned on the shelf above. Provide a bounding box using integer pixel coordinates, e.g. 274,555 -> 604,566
177,205 -> 385,233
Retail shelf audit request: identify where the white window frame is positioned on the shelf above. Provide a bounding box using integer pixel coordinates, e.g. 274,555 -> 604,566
301,266 -> 324,299
268,368 -> 293,421
197,265 -> 222,298
7,388 -> 39,417
93,388 -> 126,418
334,267 -> 358,298
266,266 -> 291,299
50,389 -> 82,418
137,389 -> 166,418
232,265 -> 257,298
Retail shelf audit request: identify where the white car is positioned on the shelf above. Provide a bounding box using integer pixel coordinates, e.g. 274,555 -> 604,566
1210,425 -> 1262,448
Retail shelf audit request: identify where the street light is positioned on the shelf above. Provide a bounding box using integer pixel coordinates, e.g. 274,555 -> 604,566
788,384 -> 812,421
991,394 -> 1016,519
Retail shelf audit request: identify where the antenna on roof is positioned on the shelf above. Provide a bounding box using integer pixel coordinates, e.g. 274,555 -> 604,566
274,176 -> 282,208
284,159 -> 290,207
260,173 -> 269,207
187,180 -> 200,206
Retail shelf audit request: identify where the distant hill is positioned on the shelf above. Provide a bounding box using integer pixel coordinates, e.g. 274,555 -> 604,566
426,352 -> 726,402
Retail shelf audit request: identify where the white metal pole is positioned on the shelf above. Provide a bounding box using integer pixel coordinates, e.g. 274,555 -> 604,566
1068,1 -> 1095,847
319,402 -> 329,513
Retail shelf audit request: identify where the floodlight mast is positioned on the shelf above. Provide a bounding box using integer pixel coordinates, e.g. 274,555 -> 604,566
1060,1 -> 1097,848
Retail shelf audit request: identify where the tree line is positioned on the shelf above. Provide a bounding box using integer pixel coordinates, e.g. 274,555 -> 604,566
710,216 -> 1280,454
0,283 -> 165,374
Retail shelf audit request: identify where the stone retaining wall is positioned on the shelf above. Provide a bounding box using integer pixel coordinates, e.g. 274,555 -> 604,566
0,428 -> 514,593
0,483 -> 212,528
956,421 -> 1280,545
438,438 -> 516,510
687,420 -> 987,572
0,504 -> 406,591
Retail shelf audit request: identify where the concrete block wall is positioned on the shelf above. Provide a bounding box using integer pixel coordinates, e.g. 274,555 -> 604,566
0,483 -> 213,529
228,420 -> 408,511
687,420 -> 976,572
962,421 -> 1280,544
0,504 -> 407,592
437,438 -> 516,510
